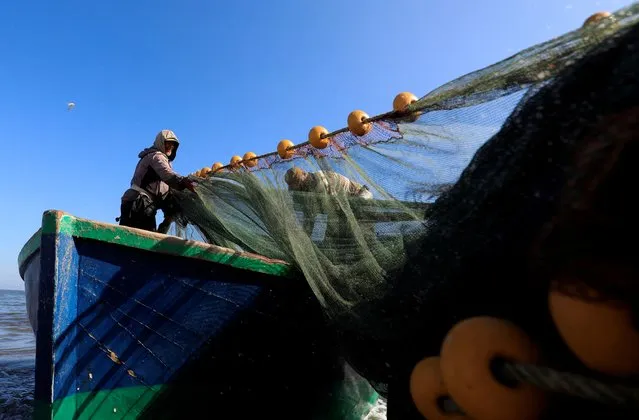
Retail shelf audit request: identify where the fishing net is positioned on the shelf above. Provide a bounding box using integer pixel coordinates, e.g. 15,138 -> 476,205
168,4 -> 639,417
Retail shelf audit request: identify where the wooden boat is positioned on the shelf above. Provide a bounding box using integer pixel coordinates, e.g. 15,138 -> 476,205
18,210 -> 378,419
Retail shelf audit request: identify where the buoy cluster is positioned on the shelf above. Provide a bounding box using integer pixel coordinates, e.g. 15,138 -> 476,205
410,317 -> 545,420
410,284 -> 639,420
188,9 -> 618,182
190,92 -> 419,177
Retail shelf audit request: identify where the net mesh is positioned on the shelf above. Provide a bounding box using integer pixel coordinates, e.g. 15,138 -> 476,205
166,3 -> 639,413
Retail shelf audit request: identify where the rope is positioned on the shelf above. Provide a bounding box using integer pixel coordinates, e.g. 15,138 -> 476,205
495,359 -> 639,407
437,360 -> 639,417
209,108 -> 417,172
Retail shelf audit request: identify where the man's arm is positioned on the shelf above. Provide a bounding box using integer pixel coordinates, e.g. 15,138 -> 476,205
149,154 -> 195,191
331,173 -> 365,196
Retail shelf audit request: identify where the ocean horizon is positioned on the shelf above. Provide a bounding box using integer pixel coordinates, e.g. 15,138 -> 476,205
0,289 -> 35,419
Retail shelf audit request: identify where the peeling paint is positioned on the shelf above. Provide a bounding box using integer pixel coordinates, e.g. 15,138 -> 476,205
108,351 -> 121,365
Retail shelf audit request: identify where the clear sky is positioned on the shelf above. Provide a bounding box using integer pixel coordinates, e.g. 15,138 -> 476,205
0,0 -> 631,289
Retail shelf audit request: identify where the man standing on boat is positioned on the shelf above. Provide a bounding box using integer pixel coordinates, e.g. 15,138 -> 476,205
118,129 -> 196,233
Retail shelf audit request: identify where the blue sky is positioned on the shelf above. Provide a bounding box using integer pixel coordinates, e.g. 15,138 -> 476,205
0,0 -> 630,289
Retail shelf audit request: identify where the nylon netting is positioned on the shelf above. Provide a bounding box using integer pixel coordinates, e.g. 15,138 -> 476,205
167,3 -> 639,411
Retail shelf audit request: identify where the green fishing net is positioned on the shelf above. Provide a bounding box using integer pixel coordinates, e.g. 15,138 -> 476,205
173,3 -> 634,323
166,4 -> 639,416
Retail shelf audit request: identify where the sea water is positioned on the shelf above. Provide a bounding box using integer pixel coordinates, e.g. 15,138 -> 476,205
0,290 -> 35,419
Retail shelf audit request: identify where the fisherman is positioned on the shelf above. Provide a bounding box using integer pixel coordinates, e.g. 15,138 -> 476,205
284,167 -> 373,199
284,167 -> 374,240
118,129 -> 196,233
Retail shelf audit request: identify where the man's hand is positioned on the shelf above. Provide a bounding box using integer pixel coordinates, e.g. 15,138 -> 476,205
180,178 -> 196,192
157,217 -> 173,234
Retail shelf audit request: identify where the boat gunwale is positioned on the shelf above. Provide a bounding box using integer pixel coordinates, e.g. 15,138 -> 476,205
18,228 -> 42,277
17,210 -> 293,278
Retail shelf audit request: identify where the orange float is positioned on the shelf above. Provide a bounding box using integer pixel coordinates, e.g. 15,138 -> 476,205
308,126 -> 330,149
393,92 -> 420,122
277,139 -> 295,160
393,92 -> 418,111
583,11 -> 612,27
243,152 -> 258,168
199,167 -> 212,177
230,155 -> 242,168
440,317 -> 546,420
212,162 -> 224,172
347,110 -> 372,136
410,356 -> 469,420
549,282 -> 639,377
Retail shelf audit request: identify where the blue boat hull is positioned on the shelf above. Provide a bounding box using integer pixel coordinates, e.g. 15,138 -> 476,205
19,211 -> 374,419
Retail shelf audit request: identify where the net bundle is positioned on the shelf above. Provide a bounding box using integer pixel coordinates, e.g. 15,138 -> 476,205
170,3 -> 639,404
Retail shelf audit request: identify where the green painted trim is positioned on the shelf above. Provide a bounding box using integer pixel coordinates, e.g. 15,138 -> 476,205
37,380 -> 377,420
40,209 -> 61,236
21,210 -> 292,278
17,228 -> 42,270
33,384 -> 164,420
